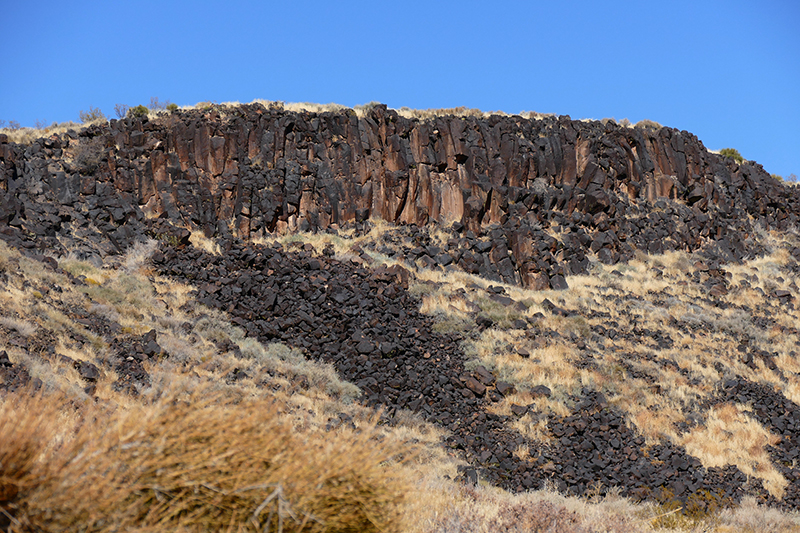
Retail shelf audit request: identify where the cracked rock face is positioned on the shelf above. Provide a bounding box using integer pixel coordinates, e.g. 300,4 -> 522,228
2,104 -> 799,290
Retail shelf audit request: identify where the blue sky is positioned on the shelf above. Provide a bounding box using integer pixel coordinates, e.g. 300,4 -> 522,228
2,1 -> 798,178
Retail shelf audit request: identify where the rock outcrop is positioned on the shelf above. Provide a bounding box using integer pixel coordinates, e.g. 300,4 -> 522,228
2,103 -> 798,289
3,104 -> 800,510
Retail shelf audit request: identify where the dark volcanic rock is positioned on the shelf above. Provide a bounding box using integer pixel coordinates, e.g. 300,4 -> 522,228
712,379 -> 800,510
0,104 -> 797,291
150,237 -> 770,506
152,238 -> 537,490
532,391 -> 748,504
77,361 -> 100,382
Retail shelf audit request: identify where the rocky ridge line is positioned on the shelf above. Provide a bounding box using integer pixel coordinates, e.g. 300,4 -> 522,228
2,104 -> 798,289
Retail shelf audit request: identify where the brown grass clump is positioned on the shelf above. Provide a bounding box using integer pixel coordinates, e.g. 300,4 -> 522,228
0,391 -> 68,527
0,385 -> 411,532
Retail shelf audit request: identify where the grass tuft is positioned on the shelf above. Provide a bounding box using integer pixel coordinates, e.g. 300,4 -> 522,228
1,384 -> 411,532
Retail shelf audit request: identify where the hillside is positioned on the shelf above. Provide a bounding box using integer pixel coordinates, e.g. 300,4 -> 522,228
2,102 -> 800,531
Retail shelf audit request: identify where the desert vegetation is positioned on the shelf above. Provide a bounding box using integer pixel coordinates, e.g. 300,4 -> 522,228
0,219 -> 798,532
3,222 -> 800,530
719,148 -> 745,163
1,385 -> 412,532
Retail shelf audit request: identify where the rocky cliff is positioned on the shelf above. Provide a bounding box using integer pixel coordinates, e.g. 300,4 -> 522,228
1,103 -> 798,288
4,103 -> 800,511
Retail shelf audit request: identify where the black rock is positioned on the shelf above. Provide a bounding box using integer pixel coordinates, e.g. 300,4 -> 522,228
550,275 -> 569,290
510,404 -> 529,417
77,362 -> 100,382
530,385 -> 552,398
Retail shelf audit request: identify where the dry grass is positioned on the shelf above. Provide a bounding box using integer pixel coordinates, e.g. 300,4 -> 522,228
678,403 -> 787,499
0,237 -> 363,407
713,496 -> 800,532
169,99 -> 559,123
411,476 -> 800,533
466,328 -> 588,405
415,481 -> 653,533
311,223 -> 800,502
5,219 -> 800,529
0,120 -> 85,145
0,385 -> 412,532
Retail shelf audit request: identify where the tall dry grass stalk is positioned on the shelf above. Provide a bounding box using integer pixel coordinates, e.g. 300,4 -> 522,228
0,385 -> 412,532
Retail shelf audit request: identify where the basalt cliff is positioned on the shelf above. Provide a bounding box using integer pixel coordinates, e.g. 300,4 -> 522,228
1,104 -> 798,287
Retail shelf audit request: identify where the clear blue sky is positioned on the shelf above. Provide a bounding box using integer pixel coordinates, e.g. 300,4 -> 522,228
2,1 -> 798,178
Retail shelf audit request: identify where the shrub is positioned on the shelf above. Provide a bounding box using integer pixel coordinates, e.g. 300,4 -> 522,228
148,97 -> 171,111
167,102 -> 179,112
635,119 -> 662,130
79,106 -> 106,124
114,103 -> 129,119
128,105 -> 149,118
73,138 -> 105,175
488,500 -> 592,533
2,385 -> 412,532
650,486 -> 732,529
354,101 -> 384,116
720,147 -> 744,163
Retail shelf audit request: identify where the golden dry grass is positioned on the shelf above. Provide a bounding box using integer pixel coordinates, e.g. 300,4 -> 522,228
678,403 -> 787,498
0,120 -> 86,145
0,384 -> 412,532
5,221 -> 800,530
308,223 -> 800,502
156,99 -> 558,123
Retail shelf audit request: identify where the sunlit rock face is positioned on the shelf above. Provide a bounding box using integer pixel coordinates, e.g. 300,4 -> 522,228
1,104 -> 798,288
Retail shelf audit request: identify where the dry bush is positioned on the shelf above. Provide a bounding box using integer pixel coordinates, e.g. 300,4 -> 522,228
1,385 -> 411,532
396,106 -> 492,121
635,119 -> 662,130
148,97 -> 170,111
0,390 -> 69,531
122,238 -> 159,273
487,499 -> 593,532
114,103 -> 129,119
72,137 -> 105,175
0,316 -> 37,337
78,106 -> 106,124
